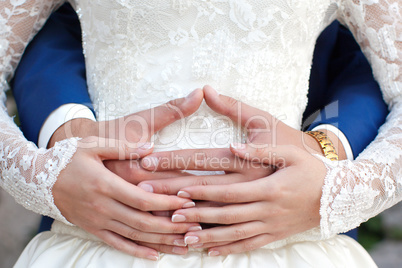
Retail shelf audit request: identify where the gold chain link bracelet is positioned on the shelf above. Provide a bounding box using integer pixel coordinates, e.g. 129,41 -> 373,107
305,131 -> 339,161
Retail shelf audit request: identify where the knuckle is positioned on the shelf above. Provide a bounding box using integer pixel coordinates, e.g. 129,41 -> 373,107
203,232 -> 214,243
220,212 -> 237,224
161,183 -> 171,195
192,150 -> 208,168
171,223 -> 184,234
223,190 -> 236,203
127,230 -> 141,241
234,228 -> 248,240
158,234 -> 168,245
119,141 -> 130,156
136,198 -> 152,211
192,211 -> 202,223
89,200 -> 105,215
166,101 -> 183,121
222,97 -> 239,117
243,240 -> 257,252
197,177 -> 213,186
135,219 -> 152,231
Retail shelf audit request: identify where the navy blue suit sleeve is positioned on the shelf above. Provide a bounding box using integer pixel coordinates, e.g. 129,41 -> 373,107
11,3 -> 92,145
304,21 -> 388,158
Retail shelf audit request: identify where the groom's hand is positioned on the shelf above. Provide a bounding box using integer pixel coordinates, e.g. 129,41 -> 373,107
51,89 -> 204,258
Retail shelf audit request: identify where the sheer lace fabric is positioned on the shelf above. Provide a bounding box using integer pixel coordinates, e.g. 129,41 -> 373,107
0,0 -> 78,224
0,0 -> 401,247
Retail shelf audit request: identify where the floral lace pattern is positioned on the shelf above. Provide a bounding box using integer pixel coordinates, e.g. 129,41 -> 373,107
0,0 -> 78,224
0,0 -> 401,244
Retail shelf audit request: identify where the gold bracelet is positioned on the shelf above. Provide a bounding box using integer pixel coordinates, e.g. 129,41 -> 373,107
305,131 -> 339,161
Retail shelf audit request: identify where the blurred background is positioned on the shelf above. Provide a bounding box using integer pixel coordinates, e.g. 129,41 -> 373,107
1,93 -> 402,267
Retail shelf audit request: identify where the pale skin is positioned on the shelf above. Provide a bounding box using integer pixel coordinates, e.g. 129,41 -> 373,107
51,86 -> 346,259
53,89 -> 205,260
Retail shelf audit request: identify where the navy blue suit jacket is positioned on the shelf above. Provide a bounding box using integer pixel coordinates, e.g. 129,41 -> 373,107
11,4 -> 388,236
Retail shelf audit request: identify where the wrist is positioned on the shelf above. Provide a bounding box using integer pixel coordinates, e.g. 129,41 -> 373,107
48,118 -> 99,148
315,129 -> 347,160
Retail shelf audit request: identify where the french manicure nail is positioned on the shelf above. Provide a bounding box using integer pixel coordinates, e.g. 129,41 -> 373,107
172,214 -> 186,222
184,236 -> 199,244
173,239 -> 186,246
230,143 -> 246,149
177,191 -> 191,198
139,184 -> 153,193
188,226 -> 202,232
182,201 -> 195,208
208,250 -> 220,257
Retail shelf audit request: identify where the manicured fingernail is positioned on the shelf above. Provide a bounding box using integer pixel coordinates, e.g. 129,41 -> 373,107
138,142 -> 154,149
188,226 -> 202,232
146,254 -> 159,261
230,143 -> 246,149
177,191 -> 191,198
190,243 -> 204,248
184,236 -> 199,244
142,157 -> 158,169
172,246 -> 187,255
173,239 -> 186,246
172,214 -> 186,222
139,184 -> 153,193
182,201 -> 195,208
208,250 -> 220,257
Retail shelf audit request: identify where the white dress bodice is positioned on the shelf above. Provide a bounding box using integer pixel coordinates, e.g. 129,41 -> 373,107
80,0 -> 326,128
0,0 -> 401,252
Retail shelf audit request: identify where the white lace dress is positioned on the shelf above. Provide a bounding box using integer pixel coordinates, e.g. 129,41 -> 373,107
0,0 -> 400,267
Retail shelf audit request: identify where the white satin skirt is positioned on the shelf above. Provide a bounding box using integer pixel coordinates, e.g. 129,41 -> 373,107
15,222 -> 377,268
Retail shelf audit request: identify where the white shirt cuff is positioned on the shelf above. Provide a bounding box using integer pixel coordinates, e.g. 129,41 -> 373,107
312,124 -> 354,160
38,104 -> 96,148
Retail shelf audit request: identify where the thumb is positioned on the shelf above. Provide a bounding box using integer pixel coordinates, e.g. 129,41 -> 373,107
137,88 -> 204,136
79,137 -> 154,160
229,143 -> 302,168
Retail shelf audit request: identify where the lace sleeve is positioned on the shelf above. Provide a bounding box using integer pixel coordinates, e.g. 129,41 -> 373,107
0,0 -> 79,224
320,0 -> 402,237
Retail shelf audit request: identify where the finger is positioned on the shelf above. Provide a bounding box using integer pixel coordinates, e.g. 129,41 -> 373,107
230,143 -> 303,168
138,173 -> 247,195
175,179 -> 269,203
207,234 -> 276,256
133,88 -> 204,137
108,198 -> 201,234
107,220 -> 187,246
171,203 -> 264,224
95,230 -> 159,260
107,171 -> 196,211
203,85 -> 271,129
184,221 -> 264,245
80,137 -> 154,161
104,160 -> 190,185
141,148 -> 237,172
138,241 -> 189,255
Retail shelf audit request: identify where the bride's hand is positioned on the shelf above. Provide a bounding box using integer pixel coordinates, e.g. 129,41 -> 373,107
137,147 -> 274,195
51,89 -> 204,258
55,137 -> 199,260
139,85 -> 340,255
168,144 -> 326,256
48,89 -> 204,185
